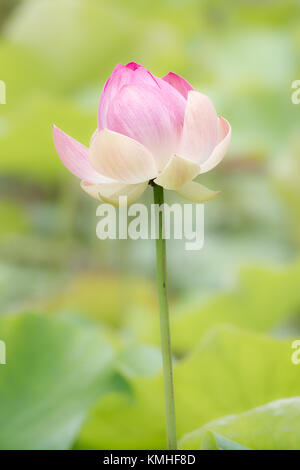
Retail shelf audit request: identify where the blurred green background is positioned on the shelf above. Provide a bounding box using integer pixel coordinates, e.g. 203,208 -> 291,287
0,0 -> 300,450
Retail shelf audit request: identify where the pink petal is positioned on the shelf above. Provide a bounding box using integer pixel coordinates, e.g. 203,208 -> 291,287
98,63 -> 158,130
98,64 -> 135,129
89,129 -> 157,184
200,117 -> 231,174
180,91 -> 219,164
131,66 -> 160,88
52,125 -> 110,184
106,83 -> 186,170
162,72 -> 193,99
125,62 -> 142,71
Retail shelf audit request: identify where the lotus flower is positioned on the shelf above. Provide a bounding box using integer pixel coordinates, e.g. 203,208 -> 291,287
53,62 -> 231,205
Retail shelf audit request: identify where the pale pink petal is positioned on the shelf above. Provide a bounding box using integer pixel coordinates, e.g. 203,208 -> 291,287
154,155 -> 200,190
80,180 -> 148,206
180,91 -> 219,164
106,84 -> 186,170
162,72 -> 193,99
89,129 -> 157,184
200,117 -> 231,174
177,181 -> 220,202
52,125 -> 111,184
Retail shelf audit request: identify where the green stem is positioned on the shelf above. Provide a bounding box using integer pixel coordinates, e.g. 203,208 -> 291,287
152,182 -> 177,450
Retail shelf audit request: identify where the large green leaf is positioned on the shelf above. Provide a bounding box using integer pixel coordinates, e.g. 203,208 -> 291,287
200,431 -> 250,450
181,398 -> 300,450
0,312 -> 116,449
76,326 -> 300,449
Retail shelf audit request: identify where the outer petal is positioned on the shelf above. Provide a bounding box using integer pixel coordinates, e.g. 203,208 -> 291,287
180,91 -> 218,164
162,72 -> 193,99
125,62 -> 141,71
154,155 -> 200,190
52,125 -> 111,184
176,181 -> 220,202
200,117 -> 231,174
80,180 -> 148,206
98,63 -> 159,129
130,65 -> 160,88
98,64 -> 134,129
89,129 -> 157,184
106,84 -> 186,170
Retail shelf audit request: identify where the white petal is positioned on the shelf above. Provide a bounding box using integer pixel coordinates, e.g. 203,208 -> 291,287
180,91 -> 218,164
89,129 -> 157,184
154,155 -> 200,190
80,181 -> 148,206
200,117 -> 231,174
176,181 -> 220,202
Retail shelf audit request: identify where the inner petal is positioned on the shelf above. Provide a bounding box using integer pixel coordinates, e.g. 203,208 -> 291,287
106,83 -> 186,171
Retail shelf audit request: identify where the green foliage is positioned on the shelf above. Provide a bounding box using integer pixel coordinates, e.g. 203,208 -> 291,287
171,261 -> 300,353
0,0 -> 300,451
0,312 -> 118,449
0,264 -> 66,314
127,261 -> 300,354
37,259 -> 300,355
117,345 -> 162,378
181,398 -> 300,450
76,327 -> 300,449
43,273 -> 157,328
4,0 -> 139,91
0,201 -> 29,238
0,41 -> 53,105
200,431 -> 250,450
0,93 -> 95,183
